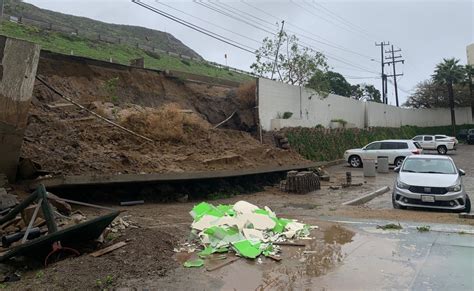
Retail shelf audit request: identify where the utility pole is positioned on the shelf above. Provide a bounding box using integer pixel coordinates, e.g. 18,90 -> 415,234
385,45 -> 404,107
375,42 -> 389,104
271,20 -> 285,81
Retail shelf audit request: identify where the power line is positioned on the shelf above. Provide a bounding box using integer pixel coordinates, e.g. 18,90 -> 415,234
198,0 -> 378,74
154,1 -> 262,45
194,1 -> 275,35
239,0 -> 376,61
291,0 -> 373,42
385,45 -> 405,106
306,1 -> 379,40
132,0 -> 257,54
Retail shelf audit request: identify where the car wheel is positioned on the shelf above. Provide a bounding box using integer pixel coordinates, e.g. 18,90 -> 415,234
394,157 -> 404,168
392,194 -> 407,210
464,195 -> 471,213
437,145 -> 447,155
349,155 -> 362,168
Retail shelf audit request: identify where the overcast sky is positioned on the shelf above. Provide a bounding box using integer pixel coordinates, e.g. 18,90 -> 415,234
26,0 -> 473,105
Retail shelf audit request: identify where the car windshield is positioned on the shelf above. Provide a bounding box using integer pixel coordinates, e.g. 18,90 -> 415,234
402,158 -> 457,174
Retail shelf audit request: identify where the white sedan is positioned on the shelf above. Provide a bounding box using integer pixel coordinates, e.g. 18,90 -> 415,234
344,139 -> 423,168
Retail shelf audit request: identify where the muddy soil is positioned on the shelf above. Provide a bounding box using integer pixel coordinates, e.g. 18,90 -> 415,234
6,145 -> 474,289
35,52 -> 255,130
20,102 -> 306,176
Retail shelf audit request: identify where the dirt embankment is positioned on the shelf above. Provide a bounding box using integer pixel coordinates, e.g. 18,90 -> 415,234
34,53 -> 256,131
21,53 -> 307,176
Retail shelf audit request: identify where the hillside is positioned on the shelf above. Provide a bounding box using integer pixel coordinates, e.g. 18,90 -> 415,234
3,0 -> 200,58
0,20 -> 252,83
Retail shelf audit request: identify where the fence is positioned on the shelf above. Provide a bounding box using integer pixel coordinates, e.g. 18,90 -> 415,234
1,13 -> 258,80
258,78 -> 473,131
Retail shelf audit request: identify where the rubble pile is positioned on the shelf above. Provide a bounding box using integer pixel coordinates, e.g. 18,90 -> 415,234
180,201 -> 315,267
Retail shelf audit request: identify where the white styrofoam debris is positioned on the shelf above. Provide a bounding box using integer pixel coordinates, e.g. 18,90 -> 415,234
233,200 -> 259,214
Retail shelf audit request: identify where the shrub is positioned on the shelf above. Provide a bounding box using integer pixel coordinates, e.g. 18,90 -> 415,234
236,81 -> 256,109
119,103 -> 210,142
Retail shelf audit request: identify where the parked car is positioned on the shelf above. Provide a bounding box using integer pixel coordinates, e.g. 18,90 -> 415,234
412,135 -> 455,154
344,140 -> 422,168
434,134 -> 458,145
467,129 -> 474,145
457,129 -> 469,141
392,155 -> 470,212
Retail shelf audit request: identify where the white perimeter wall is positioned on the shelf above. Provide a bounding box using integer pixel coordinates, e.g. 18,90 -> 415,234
258,78 -> 473,131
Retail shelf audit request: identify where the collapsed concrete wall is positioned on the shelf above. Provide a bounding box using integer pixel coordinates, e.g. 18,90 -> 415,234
258,78 -> 473,131
0,36 -> 40,181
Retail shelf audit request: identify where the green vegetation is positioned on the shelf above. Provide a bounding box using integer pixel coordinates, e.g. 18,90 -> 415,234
416,225 -> 431,232
0,20 -> 252,83
95,275 -> 114,289
103,77 -> 119,103
376,223 -> 402,230
3,0 -> 198,57
285,124 -> 474,162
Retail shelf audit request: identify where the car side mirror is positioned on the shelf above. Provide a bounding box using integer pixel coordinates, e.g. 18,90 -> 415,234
394,166 -> 401,173
459,169 -> 466,176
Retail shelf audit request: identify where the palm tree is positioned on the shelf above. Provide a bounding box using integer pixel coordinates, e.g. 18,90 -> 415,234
433,58 -> 465,136
464,65 -> 474,117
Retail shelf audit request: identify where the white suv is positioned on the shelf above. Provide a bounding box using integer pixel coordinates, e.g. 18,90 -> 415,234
344,140 -> 423,168
412,135 -> 455,155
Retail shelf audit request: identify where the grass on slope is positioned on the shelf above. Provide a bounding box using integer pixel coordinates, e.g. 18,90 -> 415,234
0,21 -> 253,83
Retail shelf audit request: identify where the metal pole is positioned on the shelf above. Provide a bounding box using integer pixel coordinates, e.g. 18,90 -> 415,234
271,21 -> 285,80
391,45 -> 399,107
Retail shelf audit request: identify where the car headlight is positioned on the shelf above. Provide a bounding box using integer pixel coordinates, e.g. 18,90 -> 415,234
396,180 -> 410,189
447,183 -> 462,192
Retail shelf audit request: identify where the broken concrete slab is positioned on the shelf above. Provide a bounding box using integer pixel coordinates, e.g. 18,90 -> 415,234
342,186 -> 391,206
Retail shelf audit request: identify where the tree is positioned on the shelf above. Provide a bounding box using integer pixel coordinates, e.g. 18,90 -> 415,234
463,65 -> 474,116
433,58 -> 466,136
404,80 -> 470,109
350,84 -> 382,103
307,70 -> 353,97
251,31 -> 327,88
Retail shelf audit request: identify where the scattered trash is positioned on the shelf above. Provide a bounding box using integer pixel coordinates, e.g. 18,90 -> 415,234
181,200 -> 314,269
90,241 -> 127,257
183,258 -> 204,268
376,223 -> 403,230
416,225 -> 430,232
280,171 -> 321,194
329,186 -> 340,190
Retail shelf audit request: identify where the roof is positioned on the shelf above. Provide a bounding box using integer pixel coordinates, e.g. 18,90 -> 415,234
405,154 -> 452,160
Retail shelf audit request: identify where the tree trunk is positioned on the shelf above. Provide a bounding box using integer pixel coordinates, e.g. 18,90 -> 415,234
448,82 -> 456,137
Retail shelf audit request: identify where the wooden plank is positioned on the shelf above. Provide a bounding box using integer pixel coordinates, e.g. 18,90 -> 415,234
274,242 -> 306,247
206,256 -> 239,272
90,241 -> 127,257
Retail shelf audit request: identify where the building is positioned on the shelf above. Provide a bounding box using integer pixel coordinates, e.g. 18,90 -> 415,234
467,43 -> 474,65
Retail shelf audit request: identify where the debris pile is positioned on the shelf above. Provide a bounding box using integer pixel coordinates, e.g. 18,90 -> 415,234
180,201 -> 314,268
280,171 -> 321,194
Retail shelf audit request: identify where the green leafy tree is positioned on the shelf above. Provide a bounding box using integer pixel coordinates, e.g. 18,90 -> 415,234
350,84 -> 382,102
433,58 -> 466,136
404,79 -> 470,108
251,31 -> 327,89
307,70 -> 352,97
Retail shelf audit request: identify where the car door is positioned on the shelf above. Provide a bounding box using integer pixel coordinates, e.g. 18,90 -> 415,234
423,136 -> 436,149
379,142 -> 397,163
363,142 -> 381,160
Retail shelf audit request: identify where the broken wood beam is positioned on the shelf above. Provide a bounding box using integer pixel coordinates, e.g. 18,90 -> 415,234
90,241 -> 127,257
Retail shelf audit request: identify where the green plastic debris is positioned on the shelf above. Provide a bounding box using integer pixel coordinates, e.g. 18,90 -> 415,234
215,247 -> 229,253
254,209 -> 270,216
232,240 -> 262,259
262,244 -> 275,257
183,258 -> 204,268
272,218 -> 291,233
198,246 -> 214,257
216,204 -> 236,216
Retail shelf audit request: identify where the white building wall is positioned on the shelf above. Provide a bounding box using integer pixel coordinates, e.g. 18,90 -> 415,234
258,78 -> 473,131
467,43 -> 474,66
